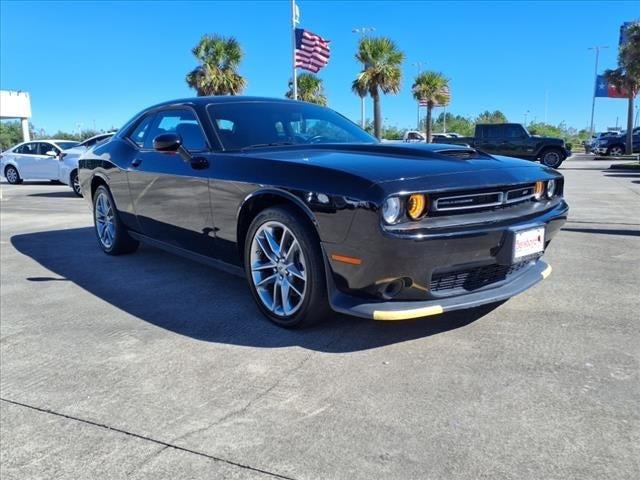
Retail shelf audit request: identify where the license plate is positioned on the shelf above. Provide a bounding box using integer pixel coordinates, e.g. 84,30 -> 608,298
513,227 -> 545,261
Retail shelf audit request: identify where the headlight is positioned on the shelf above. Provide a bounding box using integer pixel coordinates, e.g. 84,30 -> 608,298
407,194 -> 428,220
382,196 -> 402,224
546,179 -> 556,198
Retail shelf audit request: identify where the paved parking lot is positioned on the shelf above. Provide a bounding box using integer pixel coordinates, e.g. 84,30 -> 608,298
1,155 -> 639,479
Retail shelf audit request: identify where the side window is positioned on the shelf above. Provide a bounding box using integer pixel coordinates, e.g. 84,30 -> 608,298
17,143 -> 39,155
38,143 -> 59,155
144,109 -> 207,151
127,115 -> 155,148
485,126 -> 503,139
504,125 -> 524,138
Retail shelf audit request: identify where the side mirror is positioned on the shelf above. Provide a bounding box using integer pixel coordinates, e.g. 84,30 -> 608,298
153,133 -> 192,163
153,133 -> 182,152
45,150 -> 58,157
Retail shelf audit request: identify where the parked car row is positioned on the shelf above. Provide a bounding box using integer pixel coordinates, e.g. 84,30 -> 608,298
590,127 -> 640,156
1,133 -> 115,195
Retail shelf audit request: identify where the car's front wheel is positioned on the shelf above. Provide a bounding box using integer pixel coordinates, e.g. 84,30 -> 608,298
70,170 -> 82,197
540,149 -> 564,168
607,145 -> 625,156
4,165 -> 22,184
93,185 -> 139,255
244,206 -> 329,328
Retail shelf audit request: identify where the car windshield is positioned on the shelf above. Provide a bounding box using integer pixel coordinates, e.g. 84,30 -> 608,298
207,101 -> 377,151
56,141 -> 80,150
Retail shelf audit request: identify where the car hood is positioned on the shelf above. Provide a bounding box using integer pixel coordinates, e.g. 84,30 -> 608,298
248,143 -> 546,186
62,146 -> 88,156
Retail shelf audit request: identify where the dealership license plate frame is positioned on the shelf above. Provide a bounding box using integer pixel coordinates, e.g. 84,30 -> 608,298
513,226 -> 545,262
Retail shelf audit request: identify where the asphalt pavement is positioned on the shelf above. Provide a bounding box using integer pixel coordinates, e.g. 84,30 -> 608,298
1,155 -> 638,479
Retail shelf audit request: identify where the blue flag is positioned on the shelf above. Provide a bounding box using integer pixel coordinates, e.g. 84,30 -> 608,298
595,75 -> 609,97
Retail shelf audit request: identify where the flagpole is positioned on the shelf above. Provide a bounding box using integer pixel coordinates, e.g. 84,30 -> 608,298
291,0 -> 298,100
588,45 -> 608,137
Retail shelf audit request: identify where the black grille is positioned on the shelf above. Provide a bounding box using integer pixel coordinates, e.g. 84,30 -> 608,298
430,261 -> 531,293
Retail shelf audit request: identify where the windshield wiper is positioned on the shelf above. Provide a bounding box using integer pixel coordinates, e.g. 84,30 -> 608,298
240,142 -> 296,151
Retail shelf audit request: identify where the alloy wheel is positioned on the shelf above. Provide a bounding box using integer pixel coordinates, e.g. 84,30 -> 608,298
610,146 -> 624,156
5,167 -> 18,184
72,174 -> 82,195
95,192 -> 115,249
250,221 -> 307,317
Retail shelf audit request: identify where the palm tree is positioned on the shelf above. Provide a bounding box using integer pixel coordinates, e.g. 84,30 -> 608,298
186,35 -> 246,96
352,37 -> 404,139
412,71 -> 449,143
286,73 -> 327,106
604,22 -> 640,155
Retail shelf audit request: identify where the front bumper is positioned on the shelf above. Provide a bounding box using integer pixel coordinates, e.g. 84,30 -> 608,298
322,199 -> 568,320
330,261 -> 551,320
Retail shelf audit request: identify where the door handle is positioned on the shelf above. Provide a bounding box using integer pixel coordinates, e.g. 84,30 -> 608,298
131,158 -> 142,168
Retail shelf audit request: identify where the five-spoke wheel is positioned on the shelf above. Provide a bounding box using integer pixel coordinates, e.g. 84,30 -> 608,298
250,221 -> 307,317
92,185 -> 139,255
245,206 -> 328,327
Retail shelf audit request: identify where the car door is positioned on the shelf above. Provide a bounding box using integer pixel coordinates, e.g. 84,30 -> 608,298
36,142 -> 62,179
125,107 -> 216,256
11,142 -> 41,178
476,125 -> 502,154
500,124 -> 529,158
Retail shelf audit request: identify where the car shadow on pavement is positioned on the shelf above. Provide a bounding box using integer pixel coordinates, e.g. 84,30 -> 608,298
28,191 -> 78,198
561,227 -> 640,237
11,227 -> 499,353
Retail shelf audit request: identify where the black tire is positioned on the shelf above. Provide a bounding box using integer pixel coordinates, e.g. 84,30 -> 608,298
540,148 -> 564,168
92,185 -> 139,255
606,145 -> 625,157
70,170 -> 82,197
244,205 -> 329,328
4,165 -> 22,184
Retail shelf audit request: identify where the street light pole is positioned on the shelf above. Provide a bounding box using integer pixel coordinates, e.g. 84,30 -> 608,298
524,110 -> 529,126
352,26 -> 375,128
412,61 -> 425,131
588,45 -> 609,137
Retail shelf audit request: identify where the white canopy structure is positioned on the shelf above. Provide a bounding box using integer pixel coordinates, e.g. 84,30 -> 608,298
0,90 -> 32,141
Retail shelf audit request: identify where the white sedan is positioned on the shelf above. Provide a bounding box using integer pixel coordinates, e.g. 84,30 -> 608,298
58,132 -> 114,195
1,139 -> 79,185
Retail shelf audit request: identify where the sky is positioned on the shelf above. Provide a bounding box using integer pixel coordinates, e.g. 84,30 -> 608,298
1,0 -> 638,135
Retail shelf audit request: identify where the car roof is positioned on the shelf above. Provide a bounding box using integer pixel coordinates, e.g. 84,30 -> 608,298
145,96 -> 309,110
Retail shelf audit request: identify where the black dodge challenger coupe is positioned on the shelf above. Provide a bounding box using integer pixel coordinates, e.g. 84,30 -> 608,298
79,97 -> 568,327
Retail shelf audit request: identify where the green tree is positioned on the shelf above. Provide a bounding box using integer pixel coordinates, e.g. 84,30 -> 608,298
286,73 -> 327,106
353,37 -> 404,139
476,110 -> 508,124
431,113 -> 475,137
605,22 -> 640,154
412,71 -> 449,142
0,121 -> 24,150
186,35 -> 246,96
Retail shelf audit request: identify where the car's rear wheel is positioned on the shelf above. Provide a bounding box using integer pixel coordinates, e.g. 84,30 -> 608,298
4,166 -> 21,184
607,145 -> 625,156
540,149 -> 564,168
70,170 -> 82,197
93,185 -> 139,255
244,206 -> 329,328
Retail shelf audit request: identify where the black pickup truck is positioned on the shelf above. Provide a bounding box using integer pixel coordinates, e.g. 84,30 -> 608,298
439,123 -> 571,168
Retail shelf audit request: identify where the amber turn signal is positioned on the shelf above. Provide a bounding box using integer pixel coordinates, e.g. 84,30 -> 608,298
407,194 -> 427,220
534,181 -> 544,200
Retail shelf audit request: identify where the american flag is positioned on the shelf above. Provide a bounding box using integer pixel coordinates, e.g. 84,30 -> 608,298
295,28 -> 330,73
419,85 -> 451,107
